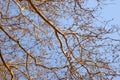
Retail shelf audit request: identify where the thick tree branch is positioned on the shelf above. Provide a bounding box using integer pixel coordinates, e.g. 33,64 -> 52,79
0,50 -> 14,80
28,0 -> 63,35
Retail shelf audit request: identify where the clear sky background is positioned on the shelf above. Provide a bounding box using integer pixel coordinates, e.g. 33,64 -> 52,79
101,0 -> 120,25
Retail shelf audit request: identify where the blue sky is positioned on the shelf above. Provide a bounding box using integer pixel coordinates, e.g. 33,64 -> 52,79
1,0 -> 119,79
100,1 -> 120,80
101,0 -> 120,25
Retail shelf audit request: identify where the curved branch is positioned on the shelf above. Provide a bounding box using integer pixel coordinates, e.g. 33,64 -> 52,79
0,50 -> 14,80
28,0 -> 63,35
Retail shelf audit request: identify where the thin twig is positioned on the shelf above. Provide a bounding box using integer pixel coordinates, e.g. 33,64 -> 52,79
0,50 -> 14,80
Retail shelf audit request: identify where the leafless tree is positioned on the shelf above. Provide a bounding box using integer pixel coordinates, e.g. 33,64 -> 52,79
0,0 -> 120,80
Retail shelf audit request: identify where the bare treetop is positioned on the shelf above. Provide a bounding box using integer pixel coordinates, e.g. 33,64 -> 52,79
0,0 -> 120,80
